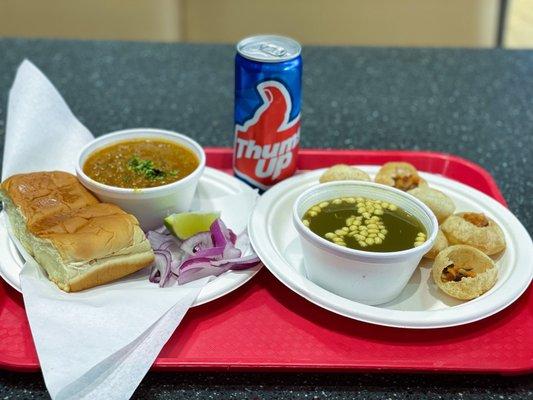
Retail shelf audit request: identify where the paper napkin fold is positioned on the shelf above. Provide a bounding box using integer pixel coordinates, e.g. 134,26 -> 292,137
2,60 -> 94,180
3,60 -> 258,400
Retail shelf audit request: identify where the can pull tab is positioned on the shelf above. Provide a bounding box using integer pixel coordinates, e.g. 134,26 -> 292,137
259,43 -> 287,58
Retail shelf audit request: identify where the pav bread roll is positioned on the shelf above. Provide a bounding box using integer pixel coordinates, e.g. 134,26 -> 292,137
0,171 -> 154,292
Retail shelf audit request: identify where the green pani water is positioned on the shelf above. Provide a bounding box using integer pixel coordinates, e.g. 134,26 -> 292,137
302,197 -> 426,252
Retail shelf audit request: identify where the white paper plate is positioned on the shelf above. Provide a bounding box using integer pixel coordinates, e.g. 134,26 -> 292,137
0,167 -> 262,307
248,166 -> 533,329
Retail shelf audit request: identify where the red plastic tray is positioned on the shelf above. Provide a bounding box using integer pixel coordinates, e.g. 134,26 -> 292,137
1,149 -> 531,374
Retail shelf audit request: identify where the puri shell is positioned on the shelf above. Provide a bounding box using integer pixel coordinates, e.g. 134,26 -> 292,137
408,187 -> 455,223
432,245 -> 498,300
441,212 -> 506,255
374,162 -> 428,191
424,228 -> 448,259
319,164 -> 371,183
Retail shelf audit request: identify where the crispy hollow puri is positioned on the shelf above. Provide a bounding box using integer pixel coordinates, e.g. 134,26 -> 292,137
1,171 -> 154,292
424,228 -> 448,259
408,187 -> 455,223
441,212 -> 506,256
374,162 -> 428,191
432,245 -> 497,300
319,164 -> 371,183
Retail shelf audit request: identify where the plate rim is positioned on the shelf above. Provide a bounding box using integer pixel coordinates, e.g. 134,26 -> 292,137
0,167 -> 262,307
248,166 -> 533,329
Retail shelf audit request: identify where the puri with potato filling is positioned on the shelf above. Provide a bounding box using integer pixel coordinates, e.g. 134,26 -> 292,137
374,162 -> 428,191
441,212 -> 506,255
432,245 -> 497,300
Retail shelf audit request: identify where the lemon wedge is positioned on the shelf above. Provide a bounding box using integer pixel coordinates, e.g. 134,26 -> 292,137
164,212 -> 220,240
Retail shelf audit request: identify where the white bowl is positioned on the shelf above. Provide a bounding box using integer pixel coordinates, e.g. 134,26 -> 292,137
76,128 -> 206,230
293,181 -> 438,305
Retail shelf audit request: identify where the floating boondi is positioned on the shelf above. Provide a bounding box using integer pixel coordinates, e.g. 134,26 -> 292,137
302,196 -> 426,252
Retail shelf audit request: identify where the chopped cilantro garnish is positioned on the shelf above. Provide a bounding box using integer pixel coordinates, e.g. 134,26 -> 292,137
128,156 -> 167,180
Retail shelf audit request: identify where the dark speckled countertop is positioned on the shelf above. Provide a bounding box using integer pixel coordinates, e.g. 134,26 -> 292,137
0,38 -> 531,399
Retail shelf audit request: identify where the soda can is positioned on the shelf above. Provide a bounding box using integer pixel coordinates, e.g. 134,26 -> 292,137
233,35 -> 302,190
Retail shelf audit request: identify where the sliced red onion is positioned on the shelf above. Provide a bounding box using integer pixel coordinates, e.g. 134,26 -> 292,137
178,256 -> 214,273
194,246 -> 225,259
177,256 -> 229,284
210,218 -> 237,247
160,239 -> 183,255
147,218 -> 260,287
211,254 -> 261,269
169,257 -> 182,276
223,244 -> 242,260
210,219 -> 228,247
180,232 -> 213,255
149,250 -> 173,287
229,230 -> 237,245
147,230 -> 174,249
192,244 -> 240,260
149,265 -> 160,283
227,259 -> 261,271
178,264 -> 233,285
155,225 -> 169,234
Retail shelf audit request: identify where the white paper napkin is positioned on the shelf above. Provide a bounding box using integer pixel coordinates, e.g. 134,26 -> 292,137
2,60 -> 94,179
3,60 -> 258,400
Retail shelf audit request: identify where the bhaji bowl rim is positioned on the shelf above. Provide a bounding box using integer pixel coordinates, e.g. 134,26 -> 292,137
76,128 -> 206,195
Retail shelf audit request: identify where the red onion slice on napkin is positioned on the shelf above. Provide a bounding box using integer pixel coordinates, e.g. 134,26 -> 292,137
180,232 -> 213,255
177,264 -> 233,285
150,250 -> 172,287
146,218 -> 261,287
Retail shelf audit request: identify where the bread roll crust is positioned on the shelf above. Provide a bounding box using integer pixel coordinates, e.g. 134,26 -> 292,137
61,252 -> 155,292
1,171 -> 154,292
2,171 -> 100,234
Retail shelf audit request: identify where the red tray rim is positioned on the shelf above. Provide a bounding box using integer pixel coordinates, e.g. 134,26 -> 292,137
2,148 -> 529,375
206,147 -> 508,206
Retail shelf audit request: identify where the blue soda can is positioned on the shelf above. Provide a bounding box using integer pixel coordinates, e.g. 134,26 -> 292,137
233,35 -> 302,190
